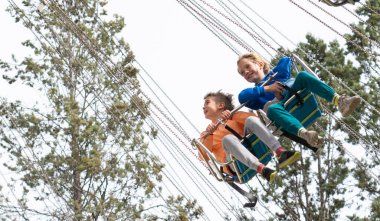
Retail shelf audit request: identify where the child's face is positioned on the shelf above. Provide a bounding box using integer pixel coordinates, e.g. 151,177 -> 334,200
203,96 -> 222,121
237,58 -> 265,84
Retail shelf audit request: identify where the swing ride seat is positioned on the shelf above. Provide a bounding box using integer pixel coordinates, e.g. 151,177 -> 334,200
321,0 -> 359,7
282,89 -> 322,129
231,89 -> 322,183
231,134 -> 273,184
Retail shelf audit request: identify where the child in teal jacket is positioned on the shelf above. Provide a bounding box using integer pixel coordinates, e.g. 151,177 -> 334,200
237,52 -> 361,148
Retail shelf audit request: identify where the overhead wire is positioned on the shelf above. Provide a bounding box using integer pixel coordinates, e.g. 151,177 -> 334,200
315,114 -> 380,183
177,0 -> 254,53
238,0 -> 298,47
181,1 -> 380,219
288,0 -> 380,65
197,0 -> 378,178
218,0 -> 283,51
174,0 -> 348,218
308,0 -> 380,77
41,0 -> 243,219
81,2 -> 264,218
143,112 -> 230,219
83,6 -> 246,219
0,105 -> 74,219
5,1 -> 217,219
243,0 -> 380,140
213,0 -> 273,58
2,0 -> 254,219
309,0 -> 380,49
174,0 -> 380,217
197,0 -> 282,55
176,0 -> 241,55
358,0 -> 380,16
235,0 -> 380,115
4,1 -> 97,219
4,0 -> 378,218
342,4 -> 368,24
161,0 -> 376,218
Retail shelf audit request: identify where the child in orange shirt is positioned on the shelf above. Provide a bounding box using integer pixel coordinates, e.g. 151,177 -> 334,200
199,90 -> 301,183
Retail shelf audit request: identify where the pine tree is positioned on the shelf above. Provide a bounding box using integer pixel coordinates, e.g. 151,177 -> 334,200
0,1 -> 202,220
257,1 -> 379,219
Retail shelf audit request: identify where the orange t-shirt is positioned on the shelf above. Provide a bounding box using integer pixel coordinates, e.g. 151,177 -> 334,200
199,111 -> 257,175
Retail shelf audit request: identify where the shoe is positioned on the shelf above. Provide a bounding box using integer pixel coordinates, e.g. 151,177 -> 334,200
299,130 -> 323,147
338,95 -> 361,117
261,167 -> 277,183
278,150 -> 301,169
309,145 -> 323,155
315,146 -> 324,155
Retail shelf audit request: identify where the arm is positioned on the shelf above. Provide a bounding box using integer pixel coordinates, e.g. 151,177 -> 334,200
239,87 -> 276,110
232,111 -> 257,128
238,86 -> 266,110
272,57 -> 292,83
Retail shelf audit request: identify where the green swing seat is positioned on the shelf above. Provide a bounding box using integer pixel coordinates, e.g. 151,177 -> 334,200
232,90 -> 322,183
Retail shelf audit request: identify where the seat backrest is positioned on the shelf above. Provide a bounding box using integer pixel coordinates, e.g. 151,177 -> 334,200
232,134 -> 273,183
231,90 -> 322,183
283,90 -> 322,128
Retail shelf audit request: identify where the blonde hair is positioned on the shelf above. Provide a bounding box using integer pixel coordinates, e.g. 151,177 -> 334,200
237,52 -> 270,74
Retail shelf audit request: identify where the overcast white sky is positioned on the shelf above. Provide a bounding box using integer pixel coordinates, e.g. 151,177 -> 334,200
105,0 -> 358,136
0,0 -> 358,135
0,0 -> 364,219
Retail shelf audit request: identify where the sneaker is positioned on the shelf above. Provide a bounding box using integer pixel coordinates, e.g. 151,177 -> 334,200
309,145 -> 323,155
278,150 -> 302,169
338,95 -> 361,117
315,146 -> 324,155
299,130 -> 323,147
261,167 -> 277,183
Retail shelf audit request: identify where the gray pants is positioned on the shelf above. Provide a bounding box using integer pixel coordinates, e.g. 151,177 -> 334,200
222,116 -> 280,170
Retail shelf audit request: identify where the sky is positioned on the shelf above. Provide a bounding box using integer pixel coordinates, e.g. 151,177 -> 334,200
0,0 -> 366,220
102,1 -> 365,219
105,0 -> 358,136
0,0 -> 358,135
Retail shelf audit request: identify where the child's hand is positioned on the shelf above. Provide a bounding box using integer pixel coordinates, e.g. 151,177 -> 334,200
264,82 -> 284,94
274,92 -> 284,100
206,110 -> 232,134
220,110 -> 232,121
206,123 -> 217,134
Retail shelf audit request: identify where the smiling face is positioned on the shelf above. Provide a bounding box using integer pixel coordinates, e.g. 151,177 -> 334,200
237,58 -> 265,84
203,96 -> 224,122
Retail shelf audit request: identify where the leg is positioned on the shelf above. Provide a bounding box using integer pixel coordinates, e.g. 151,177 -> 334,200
244,116 -> 301,169
292,71 -> 361,117
222,134 -> 262,170
267,103 -> 303,135
267,103 -> 323,147
292,71 -> 335,102
244,116 -> 281,152
222,134 -> 276,183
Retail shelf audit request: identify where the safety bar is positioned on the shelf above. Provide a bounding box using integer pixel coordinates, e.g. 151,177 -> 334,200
291,53 -> 320,79
193,72 -> 279,182
192,139 -> 234,182
200,72 -> 279,140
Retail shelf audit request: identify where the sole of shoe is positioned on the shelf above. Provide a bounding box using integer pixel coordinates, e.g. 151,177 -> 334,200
342,97 -> 361,117
279,151 -> 302,169
315,146 -> 324,155
269,171 -> 278,184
